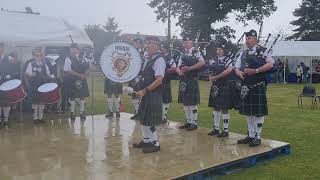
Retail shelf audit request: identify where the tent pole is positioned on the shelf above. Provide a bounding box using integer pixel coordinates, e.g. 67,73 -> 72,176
284,56 -> 286,84
310,56 -> 313,84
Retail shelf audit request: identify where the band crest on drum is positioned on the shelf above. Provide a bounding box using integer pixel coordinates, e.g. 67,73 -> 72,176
111,46 -> 132,78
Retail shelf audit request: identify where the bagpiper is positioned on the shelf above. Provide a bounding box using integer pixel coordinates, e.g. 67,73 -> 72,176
207,44 -> 233,137
235,30 -> 274,147
176,37 -> 205,131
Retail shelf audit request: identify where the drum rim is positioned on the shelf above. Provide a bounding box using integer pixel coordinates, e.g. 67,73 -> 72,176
0,79 -> 21,91
38,83 -> 58,92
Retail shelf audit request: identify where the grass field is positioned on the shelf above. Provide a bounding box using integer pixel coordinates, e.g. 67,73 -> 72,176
86,73 -> 320,180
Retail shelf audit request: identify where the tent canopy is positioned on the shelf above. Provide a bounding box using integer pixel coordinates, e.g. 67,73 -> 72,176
272,41 -> 320,57
0,11 -> 92,47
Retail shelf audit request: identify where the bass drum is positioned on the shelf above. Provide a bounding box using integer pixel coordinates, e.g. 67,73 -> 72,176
100,42 -> 142,83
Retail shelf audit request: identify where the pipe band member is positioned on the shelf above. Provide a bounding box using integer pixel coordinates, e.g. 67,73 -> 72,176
235,29 -> 274,147
207,44 -> 233,137
176,36 -> 205,131
160,42 -> 176,124
25,47 -> 54,124
104,77 -> 122,118
133,36 -> 166,154
0,44 -> 21,127
64,43 -> 90,120
129,38 -> 146,120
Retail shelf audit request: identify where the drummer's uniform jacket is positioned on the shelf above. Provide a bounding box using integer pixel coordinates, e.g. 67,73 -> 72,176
63,56 -> 90,98
25,59 -> 51,102
177,47 -> 204,106
0,58 -> 21,84
235,45 -> 274,117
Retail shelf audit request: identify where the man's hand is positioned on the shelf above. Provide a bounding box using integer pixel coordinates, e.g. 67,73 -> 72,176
210,76 -> 219,82
176,68 -> 184,76
135,89 -> 146,97
80,74 -> 86,80
236,70 -> 245,80
181,66 -> 192,73
244,68 -> 256,76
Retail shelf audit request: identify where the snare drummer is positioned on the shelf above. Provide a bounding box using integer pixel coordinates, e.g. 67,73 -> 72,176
25,47 -> 54,124
0,44 -> 20,127
64,43 -> 90,120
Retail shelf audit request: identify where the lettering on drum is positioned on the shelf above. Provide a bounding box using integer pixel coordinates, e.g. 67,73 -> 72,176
115,46 -> 129,52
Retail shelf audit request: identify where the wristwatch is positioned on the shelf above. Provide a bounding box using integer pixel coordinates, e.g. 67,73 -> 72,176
256,69 -> 260,74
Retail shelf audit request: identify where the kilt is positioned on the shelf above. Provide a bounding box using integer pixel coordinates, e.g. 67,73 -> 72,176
162,81 -> 172,104
208,81 -> 233,110
178,77 -> 200,106
137,91 -> 163,126
239,82 -> 268,117
65,77 -> 90,99
230,80 -> 241,110
104,78 -> 123,95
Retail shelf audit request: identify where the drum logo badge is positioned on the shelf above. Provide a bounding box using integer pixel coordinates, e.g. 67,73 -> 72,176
111,47 -> 132,78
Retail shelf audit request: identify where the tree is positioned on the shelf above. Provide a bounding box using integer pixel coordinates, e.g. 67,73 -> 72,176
84,17 -> 122,62
287,0 -> 320,41
149,0 -> 277,41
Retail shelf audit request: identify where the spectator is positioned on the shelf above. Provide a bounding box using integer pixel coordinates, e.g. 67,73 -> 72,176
276,59 -> 284,83
296,65 -> 303,83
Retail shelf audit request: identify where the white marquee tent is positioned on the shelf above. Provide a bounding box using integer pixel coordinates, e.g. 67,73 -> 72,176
0,11 -> 92,61
271,41 -> 320,83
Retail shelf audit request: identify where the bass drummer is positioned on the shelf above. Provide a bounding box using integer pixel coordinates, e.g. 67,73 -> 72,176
25,47 -> 55,124
0,44 -> 21,127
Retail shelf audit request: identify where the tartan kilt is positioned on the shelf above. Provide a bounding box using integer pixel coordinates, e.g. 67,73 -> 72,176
65,78 -> 90,99
239,82 -> 268,117
104,79 -> 123,95
162,81 -> 172,104
230,80 -> 241,110
208,81 -> 233,110
178,78 -> 200,106
137,91 -> 163,126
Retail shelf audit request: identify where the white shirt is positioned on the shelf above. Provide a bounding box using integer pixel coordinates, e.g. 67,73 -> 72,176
25,60 -> 51,77
235,45 -> 274,69
63,57 -> 72,71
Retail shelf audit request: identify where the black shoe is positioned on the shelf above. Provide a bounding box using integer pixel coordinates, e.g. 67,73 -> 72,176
133,141 -> 152,148
34,119 -> 40,124
249,137 -> 261,147
161,119 -> 168,124
187,124 -> 198,131
105,112 -> 113,118
130,114 -> 138,120
39,119 -> 46,124
208,129 -> 220,136
237,136 -> 254,144
217,131 -> 229,138
179,123 -> 191,129
80,113 -> 86,120
142,144 -> 160,153
116,112 -> 120,118
70,113 -> 75,120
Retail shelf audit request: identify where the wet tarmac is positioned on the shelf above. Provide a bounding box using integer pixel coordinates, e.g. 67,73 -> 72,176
0,113 -> 289,180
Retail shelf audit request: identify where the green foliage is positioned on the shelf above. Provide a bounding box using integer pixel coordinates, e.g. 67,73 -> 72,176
149,0 -> 277,41
84,17 -> 121,62
287,0 -> 320,41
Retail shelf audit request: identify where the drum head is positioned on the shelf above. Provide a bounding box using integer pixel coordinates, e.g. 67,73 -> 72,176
38,83 -> 58,93
100,42 -> 142,83
0,79 -> 21,91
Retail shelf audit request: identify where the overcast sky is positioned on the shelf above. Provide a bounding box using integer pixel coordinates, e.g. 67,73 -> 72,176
1,0 -> 301,39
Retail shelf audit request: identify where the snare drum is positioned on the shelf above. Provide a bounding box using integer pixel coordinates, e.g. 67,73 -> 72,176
37,83 -> 61,105
0,79 -> 27,105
